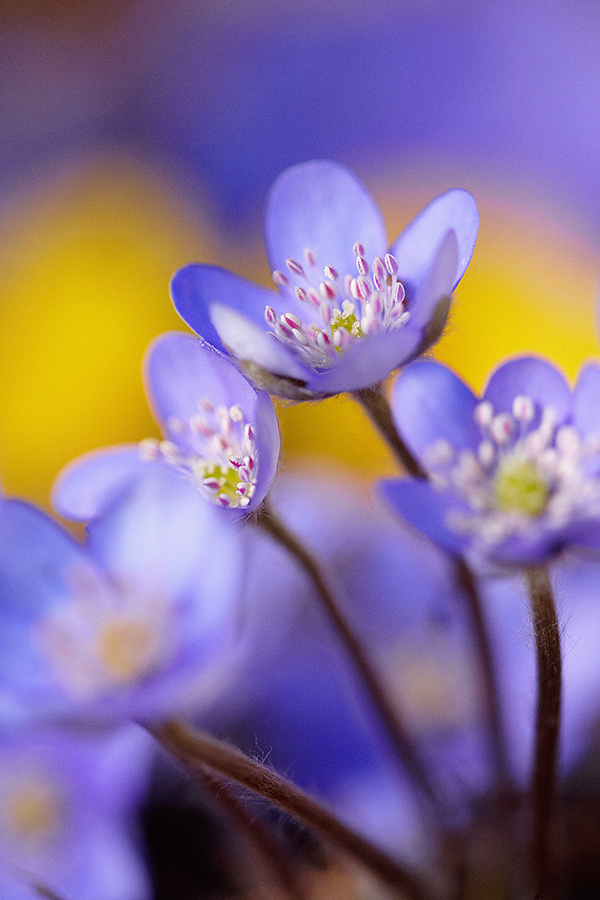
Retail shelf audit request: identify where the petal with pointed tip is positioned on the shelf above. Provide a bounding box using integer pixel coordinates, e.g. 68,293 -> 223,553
407,229 -> 459,328
390,188 -> 478,296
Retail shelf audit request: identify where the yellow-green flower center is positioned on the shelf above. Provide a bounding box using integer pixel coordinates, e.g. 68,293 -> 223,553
493,457 -> 549,516
329,307 -> 362,349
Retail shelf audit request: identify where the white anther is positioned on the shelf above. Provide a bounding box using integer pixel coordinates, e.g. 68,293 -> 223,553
285,258 -> 304,276
490,414 -> 513,444
474,401 -> 494,429
272,270 -> 288,287
512,394 -> 535,423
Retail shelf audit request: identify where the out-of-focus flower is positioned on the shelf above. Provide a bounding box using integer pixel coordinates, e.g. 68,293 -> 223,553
53,331 -> 280,520
171,160 -> 478,399
0,725 -> 152,900
381,356 -> 600,566
0,465 -> 244,725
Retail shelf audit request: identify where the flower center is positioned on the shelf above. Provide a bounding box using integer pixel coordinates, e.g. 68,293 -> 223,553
493,457 -> 549,516
139,400 -> 258,509
36,566 -> 174,699
264,244 -> 410,369
0,771 -> 64,851
424,393 -> 600,552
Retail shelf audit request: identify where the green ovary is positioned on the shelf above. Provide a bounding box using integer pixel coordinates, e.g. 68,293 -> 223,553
493,457 -> 549,516
203,463 -> 243,502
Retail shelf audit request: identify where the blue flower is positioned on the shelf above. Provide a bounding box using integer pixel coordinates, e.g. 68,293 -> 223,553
171,160 -> 479,399
53,331 -> 280,521
0,725 -> 152,900
381,356 -> 600,566
0,465 -> 244,725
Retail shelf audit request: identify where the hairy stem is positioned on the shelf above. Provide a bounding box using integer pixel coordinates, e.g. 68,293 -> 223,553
526,566 -> 562,899
354,382 -> 510,793
256,500 -> 443,815
199,766 -> 308,900
353,383 -> 426,478
154,721 -> 432,900
455,559 -> 511,790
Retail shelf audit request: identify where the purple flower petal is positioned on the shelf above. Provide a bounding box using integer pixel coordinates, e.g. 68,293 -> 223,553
145,332 -> 280,512
572,362 -> 600,438
380,478 -> 470,556
390,360 -> 480,463
390,188 -> 479,296
209,302 -> 311,381
407,229 -> 459,328
52,446 -> 150,522
303,327 -> 421,395
483,356 -> 571,424
172,265 -> 307,380
263,160 -> 388,285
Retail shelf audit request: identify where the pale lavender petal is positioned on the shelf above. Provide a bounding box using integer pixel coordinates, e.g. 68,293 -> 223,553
52,446 -> 151,522
380,479 -> 470,556
407,229 -> 459,328
390,188 -> 479,296
171,265 -> 279,353
391,361 -> 480,464
483,356 -> 571,423
572,362 -> 600,437
209,303 -> 311,381
305,327 -> 421,395
264,160 -> 388,285
251,390 -> 281,508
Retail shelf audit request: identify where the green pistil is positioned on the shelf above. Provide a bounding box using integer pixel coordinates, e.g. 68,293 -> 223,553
202,463 -> 242,503
330,308 -> 362,353
494,457 -> 549,516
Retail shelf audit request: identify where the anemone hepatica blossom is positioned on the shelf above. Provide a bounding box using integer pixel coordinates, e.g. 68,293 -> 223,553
53,332 -> 279,522
170,160 -> 479,399
381,356 -> 600,567
0,726 -> 152,900
0,465 -> 243,725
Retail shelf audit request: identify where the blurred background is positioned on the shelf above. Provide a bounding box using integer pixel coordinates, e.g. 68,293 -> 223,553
2,0 -> 600,508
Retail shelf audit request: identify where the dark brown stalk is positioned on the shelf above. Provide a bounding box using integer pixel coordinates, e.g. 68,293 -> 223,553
455,559 -> 511,790
255,500 -> 443,815
153,721 -> 433,900
199,766 -> 308,900
353,382 -> 510,793
526,566 -> 562,899
354,383 -> 427,478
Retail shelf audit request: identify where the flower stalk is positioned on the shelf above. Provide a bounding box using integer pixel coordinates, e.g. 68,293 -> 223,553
526,565 -> 562,899
356,382 -> 510,792
255,500 -> 444,815
154,720 -> 433,900
354,383 -> 427,478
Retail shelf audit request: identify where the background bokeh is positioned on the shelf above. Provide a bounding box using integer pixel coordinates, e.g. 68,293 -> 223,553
2,0 -> 600,508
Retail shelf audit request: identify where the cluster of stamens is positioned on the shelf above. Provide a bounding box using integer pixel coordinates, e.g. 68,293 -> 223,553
265,244 -> 410,369
36,566 -> 174,698
139,399 -> 258,509
424,395 -> 600,551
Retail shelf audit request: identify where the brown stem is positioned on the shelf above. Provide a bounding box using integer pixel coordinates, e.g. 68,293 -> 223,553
354,382 -> 510,796
255,501 -> 443,815
455,559 -> 511,790
526,566 -> 562,899
353,383 -> 427,478
199,766 -> 308,900
153,721 -> 433,900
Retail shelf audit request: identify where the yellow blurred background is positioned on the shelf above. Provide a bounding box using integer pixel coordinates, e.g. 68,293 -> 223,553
0,152 -> 598,511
